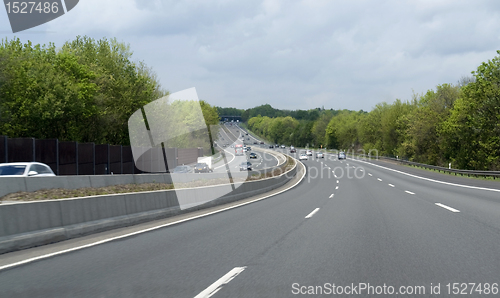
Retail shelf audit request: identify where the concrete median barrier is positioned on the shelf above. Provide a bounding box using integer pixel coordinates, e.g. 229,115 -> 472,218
0,162 -> 297,254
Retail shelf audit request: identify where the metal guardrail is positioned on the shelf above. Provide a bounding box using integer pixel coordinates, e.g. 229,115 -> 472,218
352,154 -> 500,179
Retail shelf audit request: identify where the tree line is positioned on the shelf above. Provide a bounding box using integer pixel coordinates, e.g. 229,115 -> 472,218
216,104 -> 338,122
246,51 -> 500,171
0,36 -> 219,146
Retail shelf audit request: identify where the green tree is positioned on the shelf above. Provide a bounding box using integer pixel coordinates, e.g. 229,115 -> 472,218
441,52 -> 500,170
0,39 -> 98,141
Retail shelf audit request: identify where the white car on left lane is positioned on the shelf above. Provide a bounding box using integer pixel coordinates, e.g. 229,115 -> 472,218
0,162 -> 56,177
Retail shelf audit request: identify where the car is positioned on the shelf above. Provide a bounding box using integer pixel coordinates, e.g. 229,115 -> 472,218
269,145 -> 274,148
239,161 -> 252,171
281,145 -> 286,148
172,165 -> 192,173
246,146 -> 251,151
253,142 -> 257,144
290,148 -> 296,153
249,153 -> 258,159
316,152 -> 324,158
194,163 -> 212,173
260,141 -> 264,144
306,150 -> 313,156
299,154 -> 308,160
0,162 -> 55,177
338,151 -> 346,160
246,133 -> 249,135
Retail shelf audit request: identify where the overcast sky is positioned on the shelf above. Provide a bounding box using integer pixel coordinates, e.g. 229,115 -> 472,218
2,0 -> 500,111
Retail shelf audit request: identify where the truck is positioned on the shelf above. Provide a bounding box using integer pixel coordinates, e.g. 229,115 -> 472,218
196,156 -> 213,172
235,144 -> 244,156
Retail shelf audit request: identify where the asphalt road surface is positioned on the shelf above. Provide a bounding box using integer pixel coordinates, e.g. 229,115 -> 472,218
2,148 -> 500,297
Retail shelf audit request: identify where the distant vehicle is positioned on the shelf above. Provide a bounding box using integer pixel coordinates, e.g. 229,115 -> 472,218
316,152 -> 324,158
269,145 -> 274,148
0,162 -> 55,177
306,150 -> 313,156
249,153 -> 258,159
338,151 -> 346,160
253,142 -> 258,144
281,145 -> 286,149
299,154 -> 308,160
172,165 -> 192,173
246,133 -> 249,135
290,148 -> 296,153
275,144 -> 279,148
197,156 -> 213,171
260,141 -> 264,144
240,161 -> 252,171
246,146 -> 251,151
235,144 -> 244,156
247,138 -> 250,140
194,163 -> 212,173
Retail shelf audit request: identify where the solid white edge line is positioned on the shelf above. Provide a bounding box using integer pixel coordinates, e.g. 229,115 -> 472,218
305,208 -> 320,218
194,266 -> 247,298
405,190 -> 415,195
0,160 -> 308,272
435,203 -> 460,213
350,158 -> 500,193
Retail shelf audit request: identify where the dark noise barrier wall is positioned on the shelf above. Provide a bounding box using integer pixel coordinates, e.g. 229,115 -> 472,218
0,135 -> 203,176
0,163 -> 298,254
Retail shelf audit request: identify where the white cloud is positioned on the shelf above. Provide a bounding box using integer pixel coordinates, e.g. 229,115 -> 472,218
2,0 -> 500,111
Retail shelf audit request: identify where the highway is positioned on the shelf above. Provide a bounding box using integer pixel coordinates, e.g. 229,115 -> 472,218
1,133 -> 500,297
213,124 -> 281,173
